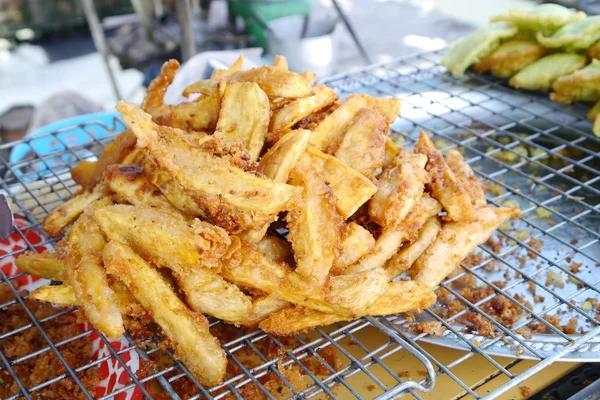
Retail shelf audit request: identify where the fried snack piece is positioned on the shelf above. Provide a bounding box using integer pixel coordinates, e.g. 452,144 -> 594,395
445,150 -> 486,208
269,85 -> 337,142
509,53 -> 587,91
334,108 -> 387,181
588,100 -> 600,136
253,235 -> 294,264
215,81 -> 270,162
588,40 -> 600,60
237,295 -> 290,327
118,102 -> 300,233
273,55 -> 289,70
42,184 -> 105,237
71,129 -> 137,188
416,132 -> 474,222
550,59 -> 600,104
103,241 -> 227,386
441,22 -> 518,77
121,147 -> 145,165
30,285 -> 76,306
332,222 -> 375,273
324,268 -> 387,311
211,55 -> 245,80
103,164 -> 177,211
369,148 -> 428,227
410,207 -> 520,288
259,280 -> 436,336
383,138 -> 401,169
490,4 -> 586,36
374,97 -> 402,127
473,40 -> 547,78
303,145 -> 377,219
301,70 -> 317,86
537,15 -> 600,51
384,217 -> 441,281
286,165 -> 343,285
64,212 -> 124,339
346,195 -> 441,275
258,129 -> 310,182
143,60 -> 222,131
224,66 -> 314,98
309,94 -> 376,153
93,204 -> 229,271
182,79 -> 220,97
16,251 -> 64,280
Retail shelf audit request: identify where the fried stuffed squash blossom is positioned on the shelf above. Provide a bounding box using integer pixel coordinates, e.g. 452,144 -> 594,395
490,3 -> 586,36
509,53 -> 587,91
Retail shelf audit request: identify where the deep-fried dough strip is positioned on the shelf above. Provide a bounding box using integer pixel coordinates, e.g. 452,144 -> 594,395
64,212 -> 124,339
334,108 -> 387,181
42,184 -> 104,237
410,207 -> 520,288
309,94 -> 376,153
345,195 -> 442,274
259,280 -> 436,336
415,131 -> 474,221
384,217 -> 441,281
103,241 -> 226,386
332,222 -> 375,273
269,85 -> 338,142
118,102 -> 301,233
445,150 -> 487,208
303,145 -> 377,219
71,129 -> 137,188
369,148 -> 428,227
16,251 -> 64,280
286,165 -> 343,285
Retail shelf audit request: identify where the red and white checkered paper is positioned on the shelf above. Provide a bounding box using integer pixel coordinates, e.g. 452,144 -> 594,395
1,215 -> 146,399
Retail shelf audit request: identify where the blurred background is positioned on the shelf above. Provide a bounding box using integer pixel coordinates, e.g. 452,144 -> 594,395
0,0 -> 598,143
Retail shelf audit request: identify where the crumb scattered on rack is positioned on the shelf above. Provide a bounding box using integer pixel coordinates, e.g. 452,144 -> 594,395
521,385 -> 531,397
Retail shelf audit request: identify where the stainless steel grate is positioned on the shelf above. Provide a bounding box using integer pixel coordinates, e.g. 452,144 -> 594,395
1,50 -> 599,399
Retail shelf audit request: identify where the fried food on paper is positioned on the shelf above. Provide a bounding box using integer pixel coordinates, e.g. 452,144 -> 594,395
118,102 -> 300,233
309,94 -> 376,153
473,40 -> 547,78
551,59 -> 600,104
303,145 -> 377,219
369,148 -> 428,227
332,222 -> 375,273
334,108 -> 387,181
42,184 -> 105,237
269,85 -> 337,142
71,129 -> 137,188
64,212 -> 124,339
416,131 -> 474,222
260,280 -> 436,336
384,217 -> 441,281
509,53 -> 587,91
286,165 -> 343,285
103,241 -> 227,386
441,22 -> 518,77
253,235 -> 294,265
16,251 -> 64,280
215,81 -> 270,162
346,194 -> 441,274
445,150 -> 487,208
410,206 -> 520,288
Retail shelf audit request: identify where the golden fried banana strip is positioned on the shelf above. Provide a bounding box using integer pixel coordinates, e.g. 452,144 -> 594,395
384,217 -> 441,281
445,150 -> 487,208
119,102 -> 301,233
103,164 -> 177,211
286,165 -> 343,285
309,94 -> 376,153
411,207 -> 520,288
103,241 -> 226,386
416,131 -> 475,222
258,129 -> 310,182
210,55 -> 244,80
253,235 -> 294,265
383,138 -> 401,169
71,129 -> 137,188
301,70 -> 317,87
303,145 -> 377,219
237,295 -> 290,327
16,251 -> 64,280
64,213 -> 124,339
273,55 -> 289,70
42,184 -> 104,237
374,97 -> 401,127
325,268 -> 387,311
30,285 -> 76,306
334,108 -> 387,180
369,148 -> 428,227
332,222 -> 375,273
215,81 -> 270,162
259,280 -> 436,336
182,79 -> 219,97
269,85 -> 338,141
346,195 -> 442,275
225,66 -> 313,98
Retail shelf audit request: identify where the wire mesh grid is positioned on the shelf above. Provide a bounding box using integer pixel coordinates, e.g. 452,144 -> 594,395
0,49 -> 599,399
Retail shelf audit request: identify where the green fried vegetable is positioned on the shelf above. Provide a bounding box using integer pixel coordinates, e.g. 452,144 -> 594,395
509,53 -> 587,91
537,15 -> 600,51
473,40 -> 547,78
491,4 -> 586,36
551,60 -> 600,104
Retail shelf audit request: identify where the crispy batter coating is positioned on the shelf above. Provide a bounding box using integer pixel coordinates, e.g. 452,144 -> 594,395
473,40 -> 547,78
324,268 -> 387,311
332,222 -> 375,273
509,53 -> 587,91
550,59 -> 600,104
16,251 -> 64,281
445,150 -> 487,208
490,4 -> 585,36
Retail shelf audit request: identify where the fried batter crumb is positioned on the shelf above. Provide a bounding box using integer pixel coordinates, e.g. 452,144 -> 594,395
410,321 -> 445,337
521,385 -> 532,397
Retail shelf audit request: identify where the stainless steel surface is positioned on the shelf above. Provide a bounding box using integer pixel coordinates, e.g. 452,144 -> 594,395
0,50 -> 599,399
0,194 -> 14,239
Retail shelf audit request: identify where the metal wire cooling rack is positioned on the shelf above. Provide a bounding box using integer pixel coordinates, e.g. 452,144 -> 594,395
0,49 -> 599,399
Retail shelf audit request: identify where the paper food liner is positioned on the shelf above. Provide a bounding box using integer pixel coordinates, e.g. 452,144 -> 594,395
1,215 -> 146,399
